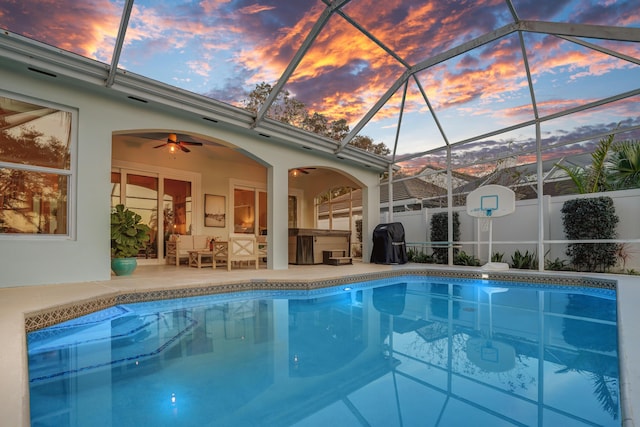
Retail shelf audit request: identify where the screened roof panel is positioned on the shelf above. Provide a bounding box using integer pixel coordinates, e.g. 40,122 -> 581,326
357,77 -> 447,157
540,95 -> 640,149
418,33 -> 535,145
281,11 -> 406,128
390,81 -> 448,157
468,126 -> 538,162
525,33 -> 640,117
340,0 -> 514,65
0,1 -> 121,62
510,0 -> 640,27
119,0 -> 324,104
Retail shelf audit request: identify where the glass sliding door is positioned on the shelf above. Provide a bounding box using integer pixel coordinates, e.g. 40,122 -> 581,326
126,174 -> 158,259
163,177 -> 192,238
233,188 -> 255,233
233,187 -> 268,235
258,190 -> 267,235
111,168 -> 194,262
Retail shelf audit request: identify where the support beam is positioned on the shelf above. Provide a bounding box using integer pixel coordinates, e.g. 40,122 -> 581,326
520,20 -> 640,42
106,0 -> 134,88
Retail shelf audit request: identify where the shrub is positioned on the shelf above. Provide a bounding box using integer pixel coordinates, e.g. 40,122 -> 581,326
408,247 -> 434,263
561,197 -> 619,272
510,249 -> 538,269
491,252 -> 505,263
545,257 -> 569,271
430,211 -> 460,264
454,251 -> 481,266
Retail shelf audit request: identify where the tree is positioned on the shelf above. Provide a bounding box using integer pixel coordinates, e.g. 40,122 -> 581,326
609,140 -> 640,190
243,83 -> 389,154
242,82 -> 307,127
555,131 -> 640,194
556,132 -> 616,194
350,135 -> 391,156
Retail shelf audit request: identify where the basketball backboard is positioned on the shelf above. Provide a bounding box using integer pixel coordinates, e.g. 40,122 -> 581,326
466,185 -> 516,218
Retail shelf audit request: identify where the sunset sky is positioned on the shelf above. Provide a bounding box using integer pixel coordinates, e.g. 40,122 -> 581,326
1,0 -> 638,173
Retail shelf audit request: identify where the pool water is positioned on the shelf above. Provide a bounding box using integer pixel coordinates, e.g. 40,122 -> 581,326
27,277 -> 620,426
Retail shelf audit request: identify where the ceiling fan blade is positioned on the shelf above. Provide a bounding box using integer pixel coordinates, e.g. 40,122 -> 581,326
153,143 -> 167,148
180,145 -> 191,153
300,169 -> 310,174
180,141 -> 203,146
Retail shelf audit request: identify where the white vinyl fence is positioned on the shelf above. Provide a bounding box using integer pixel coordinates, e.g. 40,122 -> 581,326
379,188 -> 640,271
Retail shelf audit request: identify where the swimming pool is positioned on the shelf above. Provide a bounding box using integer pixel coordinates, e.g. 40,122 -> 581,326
27,275 -> 619,426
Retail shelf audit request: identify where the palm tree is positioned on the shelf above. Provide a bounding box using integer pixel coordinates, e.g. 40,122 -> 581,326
608,140 -> 640,190
556,132 -> 616,194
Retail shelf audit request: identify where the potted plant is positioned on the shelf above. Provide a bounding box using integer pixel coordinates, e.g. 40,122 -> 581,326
110,204 -> 151,276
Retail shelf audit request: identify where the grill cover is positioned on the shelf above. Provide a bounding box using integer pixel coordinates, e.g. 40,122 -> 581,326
370,222 -> 408,264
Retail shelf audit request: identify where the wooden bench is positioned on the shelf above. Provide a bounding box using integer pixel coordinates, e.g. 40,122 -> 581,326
322,249 -> 352,266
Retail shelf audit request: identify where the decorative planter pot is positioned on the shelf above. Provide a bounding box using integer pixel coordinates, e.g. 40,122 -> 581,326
111,257 -> 138,276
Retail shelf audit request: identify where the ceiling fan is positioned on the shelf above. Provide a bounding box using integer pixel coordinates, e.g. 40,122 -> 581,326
154,133 -> 203,153
290,167 -> 316,177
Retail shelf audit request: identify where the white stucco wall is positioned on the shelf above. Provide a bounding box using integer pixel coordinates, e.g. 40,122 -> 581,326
0,66 -> 381,287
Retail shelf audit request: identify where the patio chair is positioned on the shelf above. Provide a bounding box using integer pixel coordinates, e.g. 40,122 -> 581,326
227,234 -> 259,271
257,235 -> 267,265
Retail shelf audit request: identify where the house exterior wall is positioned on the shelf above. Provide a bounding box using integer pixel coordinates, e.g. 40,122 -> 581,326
0,66 -> 380,287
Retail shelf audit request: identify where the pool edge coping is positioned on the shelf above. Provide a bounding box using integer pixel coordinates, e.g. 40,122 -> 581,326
24,268 -> 617,333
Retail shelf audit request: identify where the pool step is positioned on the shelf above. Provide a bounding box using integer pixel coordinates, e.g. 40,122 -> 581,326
322,250 -> 352,266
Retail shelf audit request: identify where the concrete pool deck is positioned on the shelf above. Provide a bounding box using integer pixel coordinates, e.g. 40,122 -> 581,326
1,262 -> 638,426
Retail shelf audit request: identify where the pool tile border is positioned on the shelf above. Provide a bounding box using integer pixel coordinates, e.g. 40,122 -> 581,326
24,269 -> 617,332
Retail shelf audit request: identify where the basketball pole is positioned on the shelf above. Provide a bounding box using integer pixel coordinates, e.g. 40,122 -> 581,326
487,216 -> 493,263
482,209 -> 508,270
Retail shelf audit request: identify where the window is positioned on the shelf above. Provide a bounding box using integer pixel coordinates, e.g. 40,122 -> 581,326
288,195 -> 297,228
0,94 -> 74,235
233,186 -> 267,235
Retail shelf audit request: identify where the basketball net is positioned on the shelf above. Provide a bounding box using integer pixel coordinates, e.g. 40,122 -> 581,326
481,209 -> 492,232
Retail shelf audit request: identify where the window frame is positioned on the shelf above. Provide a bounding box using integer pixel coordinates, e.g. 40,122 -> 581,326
0,90 -> 77,240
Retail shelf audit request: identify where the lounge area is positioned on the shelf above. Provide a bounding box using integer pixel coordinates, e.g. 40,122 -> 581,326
171,234 -> 264,270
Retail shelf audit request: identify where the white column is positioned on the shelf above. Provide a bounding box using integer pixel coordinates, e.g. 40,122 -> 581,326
362,182 -> 380,263
268,164 -> 289,270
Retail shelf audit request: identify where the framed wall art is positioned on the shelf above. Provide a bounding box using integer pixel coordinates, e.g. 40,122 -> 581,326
204,194 -> 226,227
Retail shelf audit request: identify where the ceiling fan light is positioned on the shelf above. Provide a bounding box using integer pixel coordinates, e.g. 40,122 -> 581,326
290,169 -> 299,178
168,142 -> 179,154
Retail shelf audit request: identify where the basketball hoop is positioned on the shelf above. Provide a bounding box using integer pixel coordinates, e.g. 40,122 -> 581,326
466,185 -> 516,269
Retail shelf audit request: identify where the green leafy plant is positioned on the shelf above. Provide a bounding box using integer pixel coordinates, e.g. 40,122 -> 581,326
407,247 -> 433,263
556,132 -> 616,194
454,251 -> 481,266
556,128 -> 640,194
609,140 -> 640,190
110,204 -> 151,258
545,257 -> 569,271
491,252 -> 504,263
430,211 -> 460,264
510,249 -> 538,269
561,197 -> 619,272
